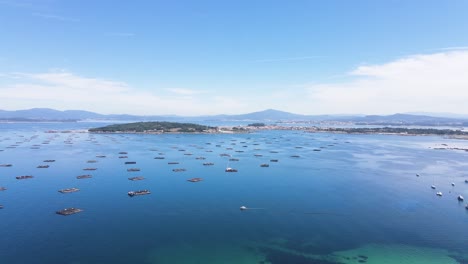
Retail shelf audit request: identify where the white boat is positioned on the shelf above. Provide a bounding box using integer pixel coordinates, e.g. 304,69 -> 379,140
431,185 -> 436,189
451,182 -> 455,186
458,195 -> 464,201
436,192 -> 443,196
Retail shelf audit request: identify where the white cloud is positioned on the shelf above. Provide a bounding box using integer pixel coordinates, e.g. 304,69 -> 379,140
32,12 -> 80,22
304,50 -> 468,114
166,88 -> 206,95
0,71 -> 246,115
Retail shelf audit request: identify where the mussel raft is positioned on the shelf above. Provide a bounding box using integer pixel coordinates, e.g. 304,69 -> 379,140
58,188 -> 80,194
76,175 -> 92,179
128,176 -> 145,181
128,190 -> 151,197
16,175 -> 33,180
56,208 -> 83,216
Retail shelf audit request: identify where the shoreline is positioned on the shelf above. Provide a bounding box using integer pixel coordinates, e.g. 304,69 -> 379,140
86,125 -> 468,138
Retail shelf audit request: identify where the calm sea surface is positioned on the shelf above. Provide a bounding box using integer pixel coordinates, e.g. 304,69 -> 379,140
1,122 -> 467,264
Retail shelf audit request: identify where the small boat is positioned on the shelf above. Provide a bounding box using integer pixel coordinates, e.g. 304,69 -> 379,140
96,155 -> 106,158
220,153 -> 231,157
451,182 -> 455,186
0,164 -> 12,167
270,159 -> 279,162
58,188 -> 80,194
260,164 -> 270,167
203,162 -> 214,166
290,155 -> 300,158
458,195 -> 464,201
128,190 -> 150,197
43,160 -> 56,162
465,179 -> 468,183
240,206 -> 247,210
16,175 -> 33,180
119,156 -> 128,159
225,167 -> 238,172
0,187 -> 6,191
229,158 -> 239,161
87,160 -> 98,163
187,177 -> 203,182
128,176 -> 145,181
168,162 -> 179,165
76,175 -> 92,179
83,168 -> 97,171
119,152 -> 128,154
254,154 -> 263,157
154,157 -> 165,159
56,208 -> 83,216
313,149 -> 322,152
0,205 -> 3,209
127,168 -> 140,172
37,165 -> 50,168
125,161 -> 137,164
195,157 -> 206,160
172,168 -> 186,172
431,185 -> 436,189
436,192 -> 443,196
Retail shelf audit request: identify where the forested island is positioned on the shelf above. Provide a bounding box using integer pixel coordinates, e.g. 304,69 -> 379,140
89,122 -> 217,133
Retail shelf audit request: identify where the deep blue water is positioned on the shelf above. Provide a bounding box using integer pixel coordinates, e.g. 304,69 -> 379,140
1,122 -> 468,264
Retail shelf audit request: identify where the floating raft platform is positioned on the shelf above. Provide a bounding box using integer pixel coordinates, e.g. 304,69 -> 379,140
119,156 -> 128,159
43,160 -> 56,162
173,168 -> 186,172
154,157 -> 165,159
270,159 -> 279,162
37,165 -> 50,168
119,152 -> 128,154
127,168 -> 140,172
187,177 -> 203,182
128,190 -> 150,197
128,176 -> 145,181
0,164 -> 12,167
16,175 -> 33,180
83,168 -> 97,171
56,208 -> 83,216
260,164 -> 270,167
96,155 -> 106,158
87,160 -> 97,163
203,162 -> 214,166
125,161 -> 137,164
76,175 -> 92,179
168,162 -> 179,165
225,168 -> 238,172
58,188 -> 80,194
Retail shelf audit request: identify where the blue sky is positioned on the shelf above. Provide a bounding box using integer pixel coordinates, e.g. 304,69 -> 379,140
1,0 -> 468,115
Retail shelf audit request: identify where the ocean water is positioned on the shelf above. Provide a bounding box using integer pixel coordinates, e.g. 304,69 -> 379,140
0,122 -> 468,264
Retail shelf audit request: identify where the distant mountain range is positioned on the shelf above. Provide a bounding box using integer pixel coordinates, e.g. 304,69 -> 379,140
1,108 -> 468,126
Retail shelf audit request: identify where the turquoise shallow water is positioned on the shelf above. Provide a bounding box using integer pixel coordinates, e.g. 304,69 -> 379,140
0,123 -> 468,264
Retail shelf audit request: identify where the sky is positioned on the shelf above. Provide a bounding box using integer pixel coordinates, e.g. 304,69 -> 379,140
1,0 -> 468,116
